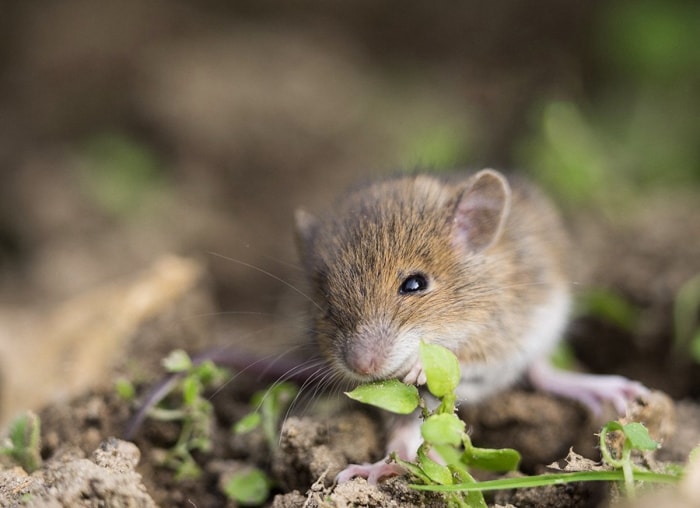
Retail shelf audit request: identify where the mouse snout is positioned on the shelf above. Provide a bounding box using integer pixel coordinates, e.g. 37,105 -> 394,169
346,350 -> 384,377
341,322 -> 395,379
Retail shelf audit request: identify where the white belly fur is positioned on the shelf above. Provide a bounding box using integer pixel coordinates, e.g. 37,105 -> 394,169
455,286 -> 571,403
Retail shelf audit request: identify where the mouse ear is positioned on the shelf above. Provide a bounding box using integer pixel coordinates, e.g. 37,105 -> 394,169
452,169 -> 511,253
294,208 -> 320,258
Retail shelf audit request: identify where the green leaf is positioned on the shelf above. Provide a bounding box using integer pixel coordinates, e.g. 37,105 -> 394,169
245,382 -> 300,450
114,378 -> 136,401
223,467 -> 271,505
432,443 -> 463,467
345,379 -> 420,414
548,343 -> 577,370
162,349 -> 192,373
417,447 -> 454,485
195,360 -> 229,385
234,412 -> 261,434
463,485 -> 489,508
173,456 -> 202,480
392,453 -> 432,484
182,376 -> 200,406
420,342 -> 461,398
421,413 -> 464,446
622,422 -> 659,451
463,445 -> 521,472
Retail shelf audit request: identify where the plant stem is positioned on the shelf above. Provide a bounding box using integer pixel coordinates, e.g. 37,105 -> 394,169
410,470 -> 679,492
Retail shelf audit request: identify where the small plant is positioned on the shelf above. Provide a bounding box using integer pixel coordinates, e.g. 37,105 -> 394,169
115,377 -> 136,401
220,465 -> 273,507
347,342 -> 521,507
225,382 -> 298,505
413,419 -> 679,497
0,411 -> 42,473
234,381 -> 298,451
148,349 -> 230,480
599,420 -> 661,499
346,343 -> 681,503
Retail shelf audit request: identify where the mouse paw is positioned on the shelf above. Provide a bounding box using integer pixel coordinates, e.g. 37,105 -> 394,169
401,359 -> 426,386
336,459 -> 405,484
529,360 -> 650,415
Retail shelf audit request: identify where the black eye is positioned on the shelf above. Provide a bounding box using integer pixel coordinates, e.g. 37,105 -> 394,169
399,273 -> 429,294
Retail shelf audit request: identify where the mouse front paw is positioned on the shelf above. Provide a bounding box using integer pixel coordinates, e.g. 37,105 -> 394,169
335,459 -> 405,484
401,358 -> 426,386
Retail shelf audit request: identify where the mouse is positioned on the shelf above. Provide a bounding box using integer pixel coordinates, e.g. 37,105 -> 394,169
293,169 -> 649,483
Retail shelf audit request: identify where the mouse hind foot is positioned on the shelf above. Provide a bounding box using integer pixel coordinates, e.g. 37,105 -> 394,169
335,460 -> 405,484
528,358 -> 650,415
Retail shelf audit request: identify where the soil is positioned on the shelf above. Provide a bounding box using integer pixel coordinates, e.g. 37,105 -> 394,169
1,2 -> 699,507
1,246 -> 698,507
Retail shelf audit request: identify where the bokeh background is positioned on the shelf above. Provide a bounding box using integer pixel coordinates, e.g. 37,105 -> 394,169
0,0 -> 699,420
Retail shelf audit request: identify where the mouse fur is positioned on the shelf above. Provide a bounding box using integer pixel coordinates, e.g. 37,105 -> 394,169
295,169 -> 572,402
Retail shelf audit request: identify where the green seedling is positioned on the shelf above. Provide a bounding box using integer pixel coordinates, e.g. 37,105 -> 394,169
0,411 -> 42,473
234,381 -> 299,450
415,415 -> 678,499
115,377 -> 136,401
221,466 -> 272,506
599,421 -> 660,499
346,343 -> 681,503
228,381 -> 298,505
148,349 -> 230,480
345,379 -> 419,414
415,420 -> 678,496
346,342 -> 521,507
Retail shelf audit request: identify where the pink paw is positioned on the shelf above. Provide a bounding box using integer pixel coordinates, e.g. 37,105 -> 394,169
564,374 -> 649,415
401,358 -> 426,386
529,360 -> 650,415
336,459 -> 405,484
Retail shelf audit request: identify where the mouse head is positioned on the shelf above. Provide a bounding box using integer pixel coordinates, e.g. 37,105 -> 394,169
295,169 -> 511,383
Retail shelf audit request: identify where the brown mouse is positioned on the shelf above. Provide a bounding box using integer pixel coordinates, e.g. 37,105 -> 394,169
294,169 -> 648,482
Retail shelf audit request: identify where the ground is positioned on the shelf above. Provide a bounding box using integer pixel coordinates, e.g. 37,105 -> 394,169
0,1 -> 699,506
1,230 -> 699,506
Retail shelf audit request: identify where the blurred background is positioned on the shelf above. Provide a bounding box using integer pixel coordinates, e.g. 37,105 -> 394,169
0,0 -> 699,419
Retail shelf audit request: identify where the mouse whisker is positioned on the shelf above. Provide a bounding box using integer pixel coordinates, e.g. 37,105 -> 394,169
208,251 -> 323,312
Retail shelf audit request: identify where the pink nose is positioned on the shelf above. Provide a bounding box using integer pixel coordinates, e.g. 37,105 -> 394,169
347,351 -> 383,377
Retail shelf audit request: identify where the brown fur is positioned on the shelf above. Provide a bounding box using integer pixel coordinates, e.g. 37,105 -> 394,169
296,170 -> 571,393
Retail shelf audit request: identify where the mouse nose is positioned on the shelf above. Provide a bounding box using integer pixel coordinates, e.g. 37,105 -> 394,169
343,322 -> 393,378
346,350 -> 384,377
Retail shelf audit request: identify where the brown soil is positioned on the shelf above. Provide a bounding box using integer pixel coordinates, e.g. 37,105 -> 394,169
1,250 -> 699,507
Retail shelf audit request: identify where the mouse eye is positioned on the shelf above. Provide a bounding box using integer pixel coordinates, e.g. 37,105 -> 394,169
399,273 -> 429,294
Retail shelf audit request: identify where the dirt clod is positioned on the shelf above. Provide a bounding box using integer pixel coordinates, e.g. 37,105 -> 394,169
461,389 -> 597,472
272,412 -> 380,491
0,438 -> 156,508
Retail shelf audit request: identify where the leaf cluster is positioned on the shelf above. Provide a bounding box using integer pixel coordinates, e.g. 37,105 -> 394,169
227,382 -> 298,505
149,349 -> 230,480
347,342 -> 520,507
345,342 -> 683,505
